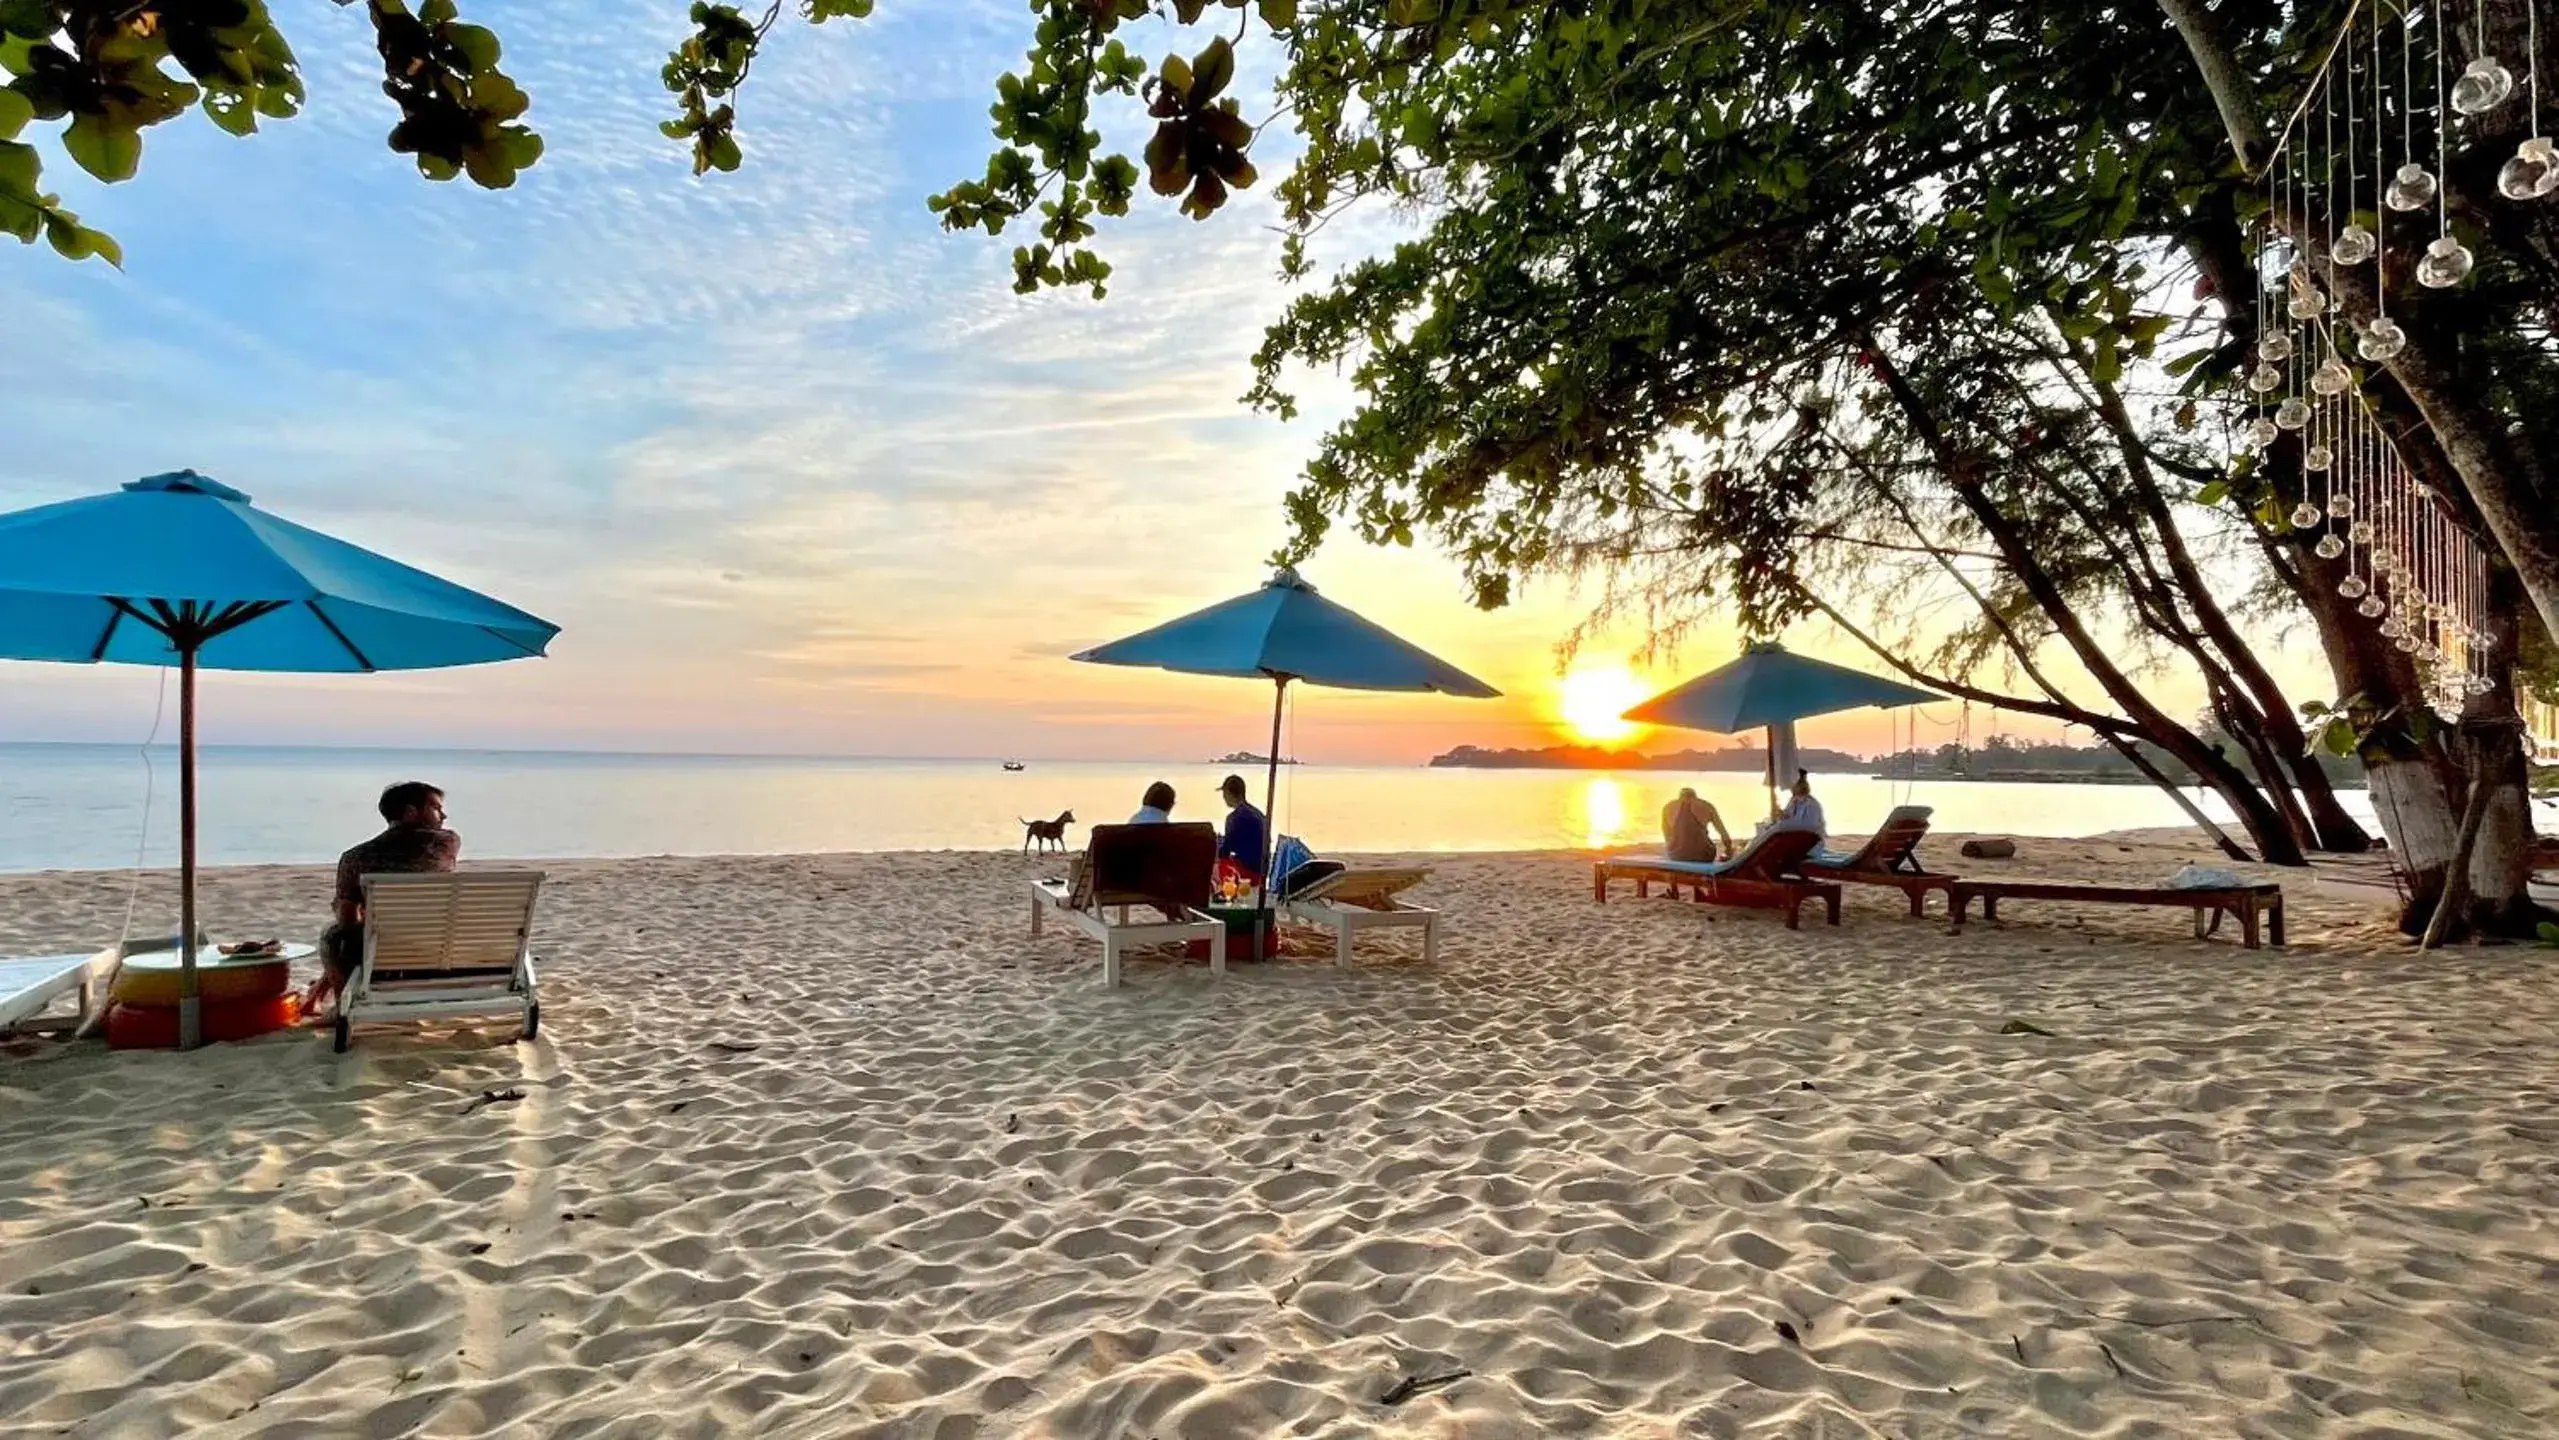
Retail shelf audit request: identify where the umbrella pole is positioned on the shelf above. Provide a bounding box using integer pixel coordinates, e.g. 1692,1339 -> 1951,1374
1763,723 -> 1779,819
177,640 -> 201,1052
1260,676 -> 1289,958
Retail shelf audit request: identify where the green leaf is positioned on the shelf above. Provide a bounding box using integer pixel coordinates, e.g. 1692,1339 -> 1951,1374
202,91 -> 259,138
0,84 -> 27,141
1258,0 -> 1298,27
448,23 -> 501,73
1189,37 -> 1235,104
2195,480 -> 2228,507
62,114 -> 142,183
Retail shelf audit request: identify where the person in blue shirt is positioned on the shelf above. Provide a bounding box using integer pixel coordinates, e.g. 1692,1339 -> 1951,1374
1217,774 -> 1269,882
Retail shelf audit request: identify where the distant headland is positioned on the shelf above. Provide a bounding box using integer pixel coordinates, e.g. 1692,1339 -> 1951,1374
1429,736 -> 2365,785
1428,743 -> 1863,772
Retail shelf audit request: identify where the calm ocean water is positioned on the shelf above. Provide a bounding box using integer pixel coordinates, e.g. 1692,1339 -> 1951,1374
0,743 -> 2396,875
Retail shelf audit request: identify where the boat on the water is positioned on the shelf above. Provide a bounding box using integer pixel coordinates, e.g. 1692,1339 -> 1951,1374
1001,761 -> 1026,772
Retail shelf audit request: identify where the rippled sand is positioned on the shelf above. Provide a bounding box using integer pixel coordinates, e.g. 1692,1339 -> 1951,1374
1,835 -> 2554,1437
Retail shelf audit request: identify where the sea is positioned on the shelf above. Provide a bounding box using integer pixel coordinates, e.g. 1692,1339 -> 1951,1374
0,743 -> 2414,875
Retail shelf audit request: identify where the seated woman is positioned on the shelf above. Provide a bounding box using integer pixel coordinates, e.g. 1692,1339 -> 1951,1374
1768,771 -> 1827,843
1130,781 -> 1177,824
1662,787 -> 1732,863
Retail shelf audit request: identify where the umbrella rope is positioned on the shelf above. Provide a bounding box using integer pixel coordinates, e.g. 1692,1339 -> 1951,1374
119,667 -> 170,953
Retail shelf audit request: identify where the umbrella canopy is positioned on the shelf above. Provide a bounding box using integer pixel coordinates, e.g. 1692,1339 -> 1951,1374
1071,568 -> 1496,928
1624,641 -> 1937,732
0,471 -> 558,1048
1072,567 -> 1498,697
0,472 -> 554,670
1624,642 -> 1937,817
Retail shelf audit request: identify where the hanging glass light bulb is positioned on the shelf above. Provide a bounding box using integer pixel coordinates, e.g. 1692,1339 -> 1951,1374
2453,55 -> 2516,114
2330,491 -> 2356,519
2386,162 -> 2439,211
2418,235 -> 2475,287
2360,594 -> 2390,618
2258,331 -> 2293,363
2350,520 -> 2376,543
2361,315 -> 2408,360
2246,417 -> 2282,449
2315,533 -> 2348,559
2394,632 -> 2422,651
2305,442 -> 2335,470
2249,362 -> 2285,392
2340,574 -> 2369,599
2287,282 -> 2329,318
2290,501 -> 2323,527
2276,396 -> 2314,429
2499,135 -> 2559,199
2311,357 -> 2354,395
2331,223 -> 2379,265
2373,548 -> 2396,574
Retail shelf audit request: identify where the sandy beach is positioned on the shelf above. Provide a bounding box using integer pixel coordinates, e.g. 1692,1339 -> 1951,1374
2,833 -> 2555,1437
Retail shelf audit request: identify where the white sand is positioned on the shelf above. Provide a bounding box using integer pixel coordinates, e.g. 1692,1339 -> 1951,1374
2,835 -> 2555,1437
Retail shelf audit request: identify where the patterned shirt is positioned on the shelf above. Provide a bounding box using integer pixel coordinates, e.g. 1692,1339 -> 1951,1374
333,825 -> 461,914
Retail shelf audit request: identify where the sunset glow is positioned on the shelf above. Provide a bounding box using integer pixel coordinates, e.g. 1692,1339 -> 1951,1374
1556,664 -> 1651,746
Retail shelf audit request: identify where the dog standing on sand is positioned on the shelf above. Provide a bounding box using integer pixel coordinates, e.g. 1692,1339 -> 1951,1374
1021,810 -> 1076,854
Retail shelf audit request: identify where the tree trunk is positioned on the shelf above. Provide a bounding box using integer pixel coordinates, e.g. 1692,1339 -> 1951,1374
2367,745 -> 2465,937
2449,568 -> 2552,938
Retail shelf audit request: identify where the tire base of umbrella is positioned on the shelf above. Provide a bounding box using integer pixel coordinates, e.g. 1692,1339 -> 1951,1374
111,957 -> 291,1007
106,994 -> 302,1049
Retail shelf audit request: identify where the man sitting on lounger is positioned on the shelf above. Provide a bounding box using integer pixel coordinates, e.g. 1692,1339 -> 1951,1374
304,781 -> 460,1013
1217,774 -> 1269,883
1661,788 -> 1732,863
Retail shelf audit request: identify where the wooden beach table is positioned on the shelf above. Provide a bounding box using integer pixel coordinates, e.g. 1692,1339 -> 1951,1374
1946,880 -> 2287,949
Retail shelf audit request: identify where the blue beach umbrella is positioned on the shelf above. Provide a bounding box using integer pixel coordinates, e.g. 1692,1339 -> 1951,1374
0,471 -> 559,1047
1623,641 -> 1937,814
1072,567 -> 1498,889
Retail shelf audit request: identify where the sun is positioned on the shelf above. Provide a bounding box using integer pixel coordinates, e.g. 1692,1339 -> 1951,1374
1556,664 -> 1651,746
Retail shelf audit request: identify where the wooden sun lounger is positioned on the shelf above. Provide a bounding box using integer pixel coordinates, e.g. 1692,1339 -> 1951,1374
1031,823 -> 1225,987
1802,804 -> 1957,916
336,872 -> 544,1051
1281,867 -> 1439,966
1593,828 -> 1841,928
1946,880 -> 2287,949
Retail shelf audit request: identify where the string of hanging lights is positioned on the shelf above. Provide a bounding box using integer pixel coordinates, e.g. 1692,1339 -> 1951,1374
2233,0 -> 2524,717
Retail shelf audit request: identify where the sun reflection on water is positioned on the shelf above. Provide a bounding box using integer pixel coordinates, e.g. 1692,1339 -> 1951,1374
1579,778 -> 1631,849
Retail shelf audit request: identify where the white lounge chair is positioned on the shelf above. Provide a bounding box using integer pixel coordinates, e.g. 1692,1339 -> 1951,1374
334,871 -> 543,1052
1030,823 -> 1226,987
1281,868 -> 1439,966
0,948 -> 116,1034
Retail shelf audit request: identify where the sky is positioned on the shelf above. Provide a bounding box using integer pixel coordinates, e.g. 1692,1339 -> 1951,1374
0,3 -> 2331,764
